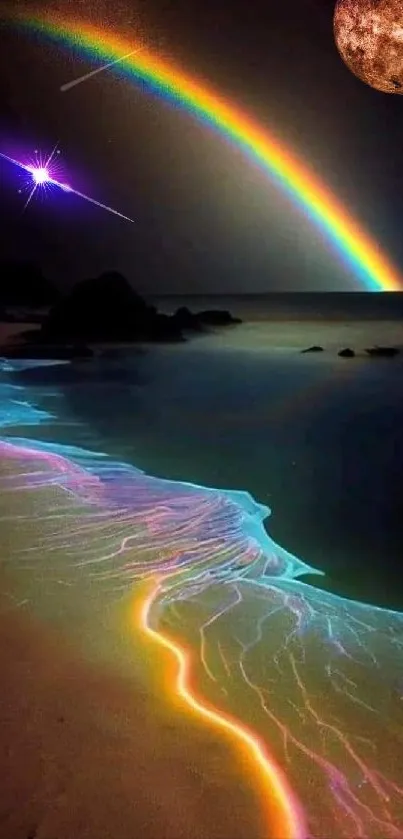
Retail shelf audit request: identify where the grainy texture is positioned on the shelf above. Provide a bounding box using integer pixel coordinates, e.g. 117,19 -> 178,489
0,595 -> 266,839
334,0 -> 403,93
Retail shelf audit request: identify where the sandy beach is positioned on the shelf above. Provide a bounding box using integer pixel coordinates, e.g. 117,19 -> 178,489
0,370 -> 269,839
1,308 -> 403,838
0,574 -> 269,839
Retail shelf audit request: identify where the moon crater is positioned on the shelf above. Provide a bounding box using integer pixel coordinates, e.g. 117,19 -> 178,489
334,0 -> 403,93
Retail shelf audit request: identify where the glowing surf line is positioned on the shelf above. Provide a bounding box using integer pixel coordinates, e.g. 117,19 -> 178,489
12,11 -> 402,291
136,575 -> 307,839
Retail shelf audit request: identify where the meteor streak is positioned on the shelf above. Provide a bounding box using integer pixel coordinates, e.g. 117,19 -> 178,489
0,148 -> 134,222
60,47 -> 143,91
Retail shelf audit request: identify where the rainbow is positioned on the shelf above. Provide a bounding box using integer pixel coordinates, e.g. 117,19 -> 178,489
11,12 -> 402,291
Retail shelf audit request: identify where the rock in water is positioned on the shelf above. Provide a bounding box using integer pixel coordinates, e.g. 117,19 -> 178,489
195,310 -> 241,326
365,346 -> 399,357
172,307 -> 242,332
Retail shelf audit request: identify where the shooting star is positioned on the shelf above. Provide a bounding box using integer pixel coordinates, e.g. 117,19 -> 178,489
0,148 -> 134,223
23,143 -> 59,210
60,48 -> 144,92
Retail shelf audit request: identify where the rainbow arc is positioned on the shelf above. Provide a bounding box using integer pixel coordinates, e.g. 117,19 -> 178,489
10,11 -> 402,291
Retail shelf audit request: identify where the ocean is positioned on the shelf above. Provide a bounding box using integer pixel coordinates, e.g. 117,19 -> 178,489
2,300 -> 403,609
1,295 -> 403,836
152,290 -> 403,321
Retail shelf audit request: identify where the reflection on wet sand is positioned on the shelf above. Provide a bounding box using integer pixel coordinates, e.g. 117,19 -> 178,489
0,581 -> 269,839
1,436 -> 402,837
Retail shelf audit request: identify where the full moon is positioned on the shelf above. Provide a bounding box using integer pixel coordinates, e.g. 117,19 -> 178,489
333,0 -> 403,93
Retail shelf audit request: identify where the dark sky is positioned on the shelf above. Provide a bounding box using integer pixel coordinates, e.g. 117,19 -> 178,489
0,0 -> 402,293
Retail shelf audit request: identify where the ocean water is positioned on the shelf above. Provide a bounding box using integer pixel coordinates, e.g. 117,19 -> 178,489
152,291 -> 403,322
5,317 -> 403,609
1,310 -> 403,836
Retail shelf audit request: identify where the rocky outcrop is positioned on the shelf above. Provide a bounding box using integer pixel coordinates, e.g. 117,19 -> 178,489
172,307 -> 205,332
22,273 -> 243,345
172,306 -> 241,333
338,348 -> 355,357
0,260 -> 59,307
301,345 -> 324,353
365,346 -> 399,357
36,272 -> 184,344
194,310 -> 241,327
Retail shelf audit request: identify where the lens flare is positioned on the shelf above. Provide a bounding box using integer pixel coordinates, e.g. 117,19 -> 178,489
29,165 -> 50,185
0,146 -> 134,222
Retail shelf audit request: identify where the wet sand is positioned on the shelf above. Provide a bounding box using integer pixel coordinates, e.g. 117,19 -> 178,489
0,579 -> 268,839
1,312 -> 403,836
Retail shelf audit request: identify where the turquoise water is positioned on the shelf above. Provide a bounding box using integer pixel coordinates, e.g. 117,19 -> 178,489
1,330 -> 403,837
4,325 -> 403,609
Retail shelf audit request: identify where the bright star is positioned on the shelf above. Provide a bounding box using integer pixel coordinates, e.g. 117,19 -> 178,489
0,145 -> 133,222
29,166 -> 50,185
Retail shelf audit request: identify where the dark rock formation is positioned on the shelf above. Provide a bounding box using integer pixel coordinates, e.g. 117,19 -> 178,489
0,260 -> 59,307
301,345 -> 324,353
195,310 -> 241,327
36,272 -> 184,344
338,348 -> 355,357
365,346 -> 399,358
27,273 -> 243,345
172,306 -> 241,333
172,307 -> 205,332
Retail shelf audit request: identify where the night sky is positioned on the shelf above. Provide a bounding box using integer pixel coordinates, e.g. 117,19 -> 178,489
0,0 -> 402,293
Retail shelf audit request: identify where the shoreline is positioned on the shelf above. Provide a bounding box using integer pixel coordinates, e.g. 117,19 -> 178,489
2,316 -> 403,612
1,333 -> 403,835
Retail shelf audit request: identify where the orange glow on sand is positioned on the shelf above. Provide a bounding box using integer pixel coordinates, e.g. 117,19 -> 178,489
132,576 -> 308,839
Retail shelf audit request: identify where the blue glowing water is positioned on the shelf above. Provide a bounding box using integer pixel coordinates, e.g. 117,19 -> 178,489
0,353 -> 403,837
